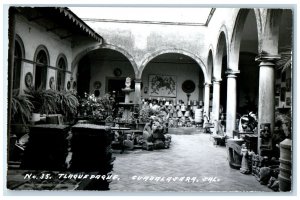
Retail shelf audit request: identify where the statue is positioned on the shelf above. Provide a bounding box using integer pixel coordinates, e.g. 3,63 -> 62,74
260,123 -> 272,151
142,117 -> 171,150
240,143 -> 250,174
125,77 -> 131,89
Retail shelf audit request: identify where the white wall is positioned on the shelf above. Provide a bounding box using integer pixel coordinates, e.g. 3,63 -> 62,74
15,14 -> 73,92
141,62 -> 203,103
85,19 -> 208,68
88,58 -> 204,103
89,60 -> 135,95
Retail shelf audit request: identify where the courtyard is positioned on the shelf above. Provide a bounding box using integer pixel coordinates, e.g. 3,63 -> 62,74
110,128 -> 272,192
5,6 -> 293,194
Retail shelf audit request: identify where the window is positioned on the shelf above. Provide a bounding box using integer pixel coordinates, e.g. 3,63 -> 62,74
34,46 -> 49,90
56,55 -> 67,91
13,35 -> 24,90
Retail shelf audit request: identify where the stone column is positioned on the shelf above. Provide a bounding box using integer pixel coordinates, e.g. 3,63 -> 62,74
212,79 -> 222,121
225,70 -> 240,138
203,82 -> 211,123
134,79 -> 142,104
255,54 -> 280,156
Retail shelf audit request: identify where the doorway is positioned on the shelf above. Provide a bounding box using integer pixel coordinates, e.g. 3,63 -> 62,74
106,77 -> 134,103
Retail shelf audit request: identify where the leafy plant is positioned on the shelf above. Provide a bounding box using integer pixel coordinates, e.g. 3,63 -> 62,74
24,87 -> 58,115
275,110 -> 291,139
79,93 -> 115,120
276,46 -> 292,72
56,90 -> 79,119
11,89 -> 34,124
139,106 -> 160,123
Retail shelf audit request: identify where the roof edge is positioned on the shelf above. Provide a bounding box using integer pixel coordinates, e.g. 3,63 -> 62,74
57,7 -> 103,43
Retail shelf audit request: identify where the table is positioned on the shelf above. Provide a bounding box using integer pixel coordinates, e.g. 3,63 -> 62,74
110,127 -> 131,131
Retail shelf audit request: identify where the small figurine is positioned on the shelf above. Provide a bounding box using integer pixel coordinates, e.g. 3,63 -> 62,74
240,143 -> 250,174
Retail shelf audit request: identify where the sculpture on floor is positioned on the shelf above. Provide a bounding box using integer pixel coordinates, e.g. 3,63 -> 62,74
240,143 -> 250,174
259,123 -> 272,154
142,116 -> 171,150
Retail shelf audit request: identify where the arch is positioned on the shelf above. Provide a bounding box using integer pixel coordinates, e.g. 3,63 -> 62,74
138,48 -> 208,82
207,47 -> 214,84
15,34 -> 25,58
34,45 -> 50,65
261,9 -> 283,55
56,53 -> 68,91
229,9 -> 261,70
72,43 -> 138,77
56,53 -> 68,69
33,45 -> 50,89
13,34 -> 25,90
214,24 -> 229,80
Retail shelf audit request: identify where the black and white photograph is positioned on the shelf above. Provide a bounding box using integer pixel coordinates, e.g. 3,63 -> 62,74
2,1 -> 297,196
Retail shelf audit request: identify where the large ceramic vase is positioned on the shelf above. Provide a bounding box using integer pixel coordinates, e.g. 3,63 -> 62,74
279,138 -> 292,192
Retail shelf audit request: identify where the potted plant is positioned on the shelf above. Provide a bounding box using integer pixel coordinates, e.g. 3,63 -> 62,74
9,90 -> 34,162
11,89 -> 34,125
24,87 -> 58,121
105,115 -> 115,127
10,89 -> 34,136
79,93 -> 116,124
55,90 -> 79,124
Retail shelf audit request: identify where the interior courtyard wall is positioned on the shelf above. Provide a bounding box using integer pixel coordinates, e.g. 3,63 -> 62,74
15,14 -> 73,92
85,21 -> 209,70
77,8 -> 256,90
141,62 -> 202,102
89,59 -> 135,99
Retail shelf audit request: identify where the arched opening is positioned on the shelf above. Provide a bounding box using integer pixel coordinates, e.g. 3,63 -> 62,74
13,35 -> 24,91
207,50 -> 213,82
141,53 -> 204,104
207,50 -> 214,114
214,31 -> 228,119
34,46 -> 49,90
236,9 -> 259,116
76,49 -> 135,102
56,54 -> 67,91
220,55 -> 227,116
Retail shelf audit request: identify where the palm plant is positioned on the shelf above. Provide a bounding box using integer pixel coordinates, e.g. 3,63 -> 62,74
276,45 -> 292,72
24,87 -> 58,115
56,90 -> 79,119
11,89 -> 34,124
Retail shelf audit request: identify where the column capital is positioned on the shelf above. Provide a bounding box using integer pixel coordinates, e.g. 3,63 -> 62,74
212,78 -> 222,84
226,70 -> 240,78
134,79 -> 142,83
204,82 -> 212,87
255,53 -> 281,62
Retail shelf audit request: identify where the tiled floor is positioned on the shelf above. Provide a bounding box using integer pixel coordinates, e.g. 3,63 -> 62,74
109,128 -> 273,192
